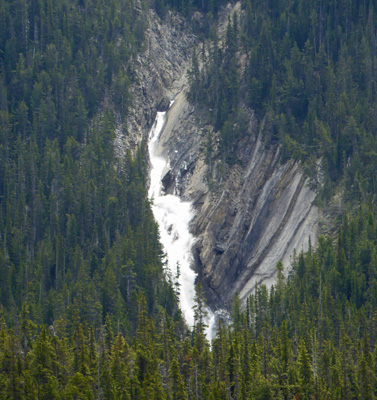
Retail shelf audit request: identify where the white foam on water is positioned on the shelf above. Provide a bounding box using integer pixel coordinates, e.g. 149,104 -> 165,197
148,111 -> 215,339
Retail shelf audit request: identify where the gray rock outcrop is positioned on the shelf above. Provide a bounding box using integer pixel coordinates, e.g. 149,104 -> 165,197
124,5 -> 320,311
157,91 -> 319,308
115,9 -> 196,157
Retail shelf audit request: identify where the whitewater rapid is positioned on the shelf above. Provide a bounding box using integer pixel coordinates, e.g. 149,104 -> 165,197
148,110 -> 216,339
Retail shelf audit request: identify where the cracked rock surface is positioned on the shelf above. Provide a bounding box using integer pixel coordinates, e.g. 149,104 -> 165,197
123,5 -> 319,310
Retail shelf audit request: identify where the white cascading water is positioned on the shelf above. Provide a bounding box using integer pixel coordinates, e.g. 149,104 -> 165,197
148,110 -> 216,340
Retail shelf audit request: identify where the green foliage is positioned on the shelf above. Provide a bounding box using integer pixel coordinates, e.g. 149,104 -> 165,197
188,0 -> 377,202
161,0 -> 228,18
0,0 -> 179,339
2,1 -> 377,398
1,199 -> 377,398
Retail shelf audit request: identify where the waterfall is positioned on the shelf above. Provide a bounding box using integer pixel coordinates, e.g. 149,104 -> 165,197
148,110 -> 216,339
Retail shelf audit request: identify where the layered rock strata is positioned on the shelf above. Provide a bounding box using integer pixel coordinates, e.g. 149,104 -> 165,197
123,6 -> 319,310
157,91 -> 319,308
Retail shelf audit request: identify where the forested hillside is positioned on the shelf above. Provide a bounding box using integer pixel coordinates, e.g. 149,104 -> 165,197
1,207 -> 377,398
1,0 -> 377,398
189,0 -> 377,205
0,0 -> 180,337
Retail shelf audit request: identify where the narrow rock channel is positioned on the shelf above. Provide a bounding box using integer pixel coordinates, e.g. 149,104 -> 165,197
148,108 -> 217,339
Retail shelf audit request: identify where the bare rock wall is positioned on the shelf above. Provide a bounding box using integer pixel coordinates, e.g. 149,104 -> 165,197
125,5 -> 319,311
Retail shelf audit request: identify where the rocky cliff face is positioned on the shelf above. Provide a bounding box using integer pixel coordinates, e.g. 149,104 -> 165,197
125,6 -> 319,310
115,9 -> 196,157
157,91 -> 319,308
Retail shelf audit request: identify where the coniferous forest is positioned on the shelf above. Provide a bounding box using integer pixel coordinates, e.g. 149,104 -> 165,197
188,0 -> 377,205
1,0 -> 377,398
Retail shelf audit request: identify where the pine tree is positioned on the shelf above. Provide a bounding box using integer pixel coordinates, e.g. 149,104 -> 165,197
169,357 -> 187,400
192,282 -> 209,352
297,339 -> 314,398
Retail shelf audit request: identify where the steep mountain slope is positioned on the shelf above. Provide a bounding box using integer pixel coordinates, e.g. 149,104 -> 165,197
157,89 -> 319,308
1,2 -> 377,398
116,9 -> 196,155
0,0 -> 190,333
130,4 -> 320,309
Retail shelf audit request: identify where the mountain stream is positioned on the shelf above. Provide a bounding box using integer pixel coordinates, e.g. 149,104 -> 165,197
148,109 -> 216,340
